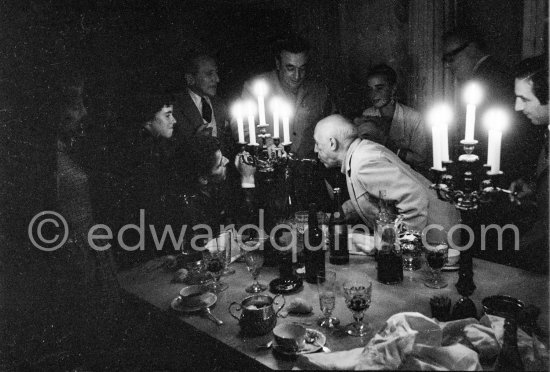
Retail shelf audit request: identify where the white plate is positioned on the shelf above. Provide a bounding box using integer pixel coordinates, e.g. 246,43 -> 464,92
170,292 -> 217,313
273,328 -> 327,355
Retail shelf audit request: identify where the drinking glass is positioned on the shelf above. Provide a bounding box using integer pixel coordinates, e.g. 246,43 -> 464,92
204,248 -> 228,293
424,241 -> 448,289
294,211 -> 308,273
294,211 -> 308,234
219,231 -> 236,276
243,243 -> 267,293
317,270 -> 340,328
343,276 -> 373,337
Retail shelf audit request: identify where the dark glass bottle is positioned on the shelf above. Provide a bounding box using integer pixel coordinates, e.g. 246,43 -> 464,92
304,203 -> 325,284
495,319 -> 524,372
329,187 -> 349,264
376,190 -> 403,284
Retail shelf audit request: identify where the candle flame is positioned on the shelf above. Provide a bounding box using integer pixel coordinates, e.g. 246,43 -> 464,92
245,100 -> 256,115
269,96 -> 282,112
231,101 -> 244,118
427,104 -> 453,127
252,79 -> 269,96
463,82 -> 483,105
483,107 -> 508,132
279,101 -> 292,117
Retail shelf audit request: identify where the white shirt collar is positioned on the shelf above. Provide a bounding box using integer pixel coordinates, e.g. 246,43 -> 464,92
188,89 -> 211,110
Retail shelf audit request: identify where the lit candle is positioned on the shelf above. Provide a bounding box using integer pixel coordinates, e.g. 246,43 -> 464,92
280,102 -> 291,143
246,100 -> 257,145
231,101 -> 245,143
431,125 -> 443,170
253,80 -> 268,126
441,123 -> 450,162
269,97 -> 281,138
463,82 -> 483,142
483,108 -> 508,173
427,104 -> 452,169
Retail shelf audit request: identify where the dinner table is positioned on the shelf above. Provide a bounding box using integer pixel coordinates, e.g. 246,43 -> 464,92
117,252 -> 548,370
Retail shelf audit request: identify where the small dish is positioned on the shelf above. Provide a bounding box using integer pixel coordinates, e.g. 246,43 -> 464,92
273,328 -> 326,355
171,292 -> 217,313
442,264 -> 459,271
482,295 -> 524,320
269,277 -> 303,294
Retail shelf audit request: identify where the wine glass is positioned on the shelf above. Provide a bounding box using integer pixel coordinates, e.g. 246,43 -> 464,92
343,276 -> 373,337
218,231 -> 236,276
424,241 -> 449,289
317,270 -> 340,328
204,249 -> 228,293
243,242 -> 267,293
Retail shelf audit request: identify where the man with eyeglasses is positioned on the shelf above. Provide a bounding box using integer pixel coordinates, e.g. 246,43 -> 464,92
442,28 -> 542,185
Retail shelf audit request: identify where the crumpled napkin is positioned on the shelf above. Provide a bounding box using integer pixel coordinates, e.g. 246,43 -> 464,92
349,233 -> 375,255
296,312 -> 481,370
459,315 -> 549,370
297,312 -> 549,370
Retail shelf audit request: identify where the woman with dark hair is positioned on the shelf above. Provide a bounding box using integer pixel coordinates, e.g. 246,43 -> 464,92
106,91 -> 179,266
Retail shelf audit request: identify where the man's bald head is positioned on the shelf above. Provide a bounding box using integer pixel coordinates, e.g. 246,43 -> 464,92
315,114 -> 358,146
314,114 -> 358,168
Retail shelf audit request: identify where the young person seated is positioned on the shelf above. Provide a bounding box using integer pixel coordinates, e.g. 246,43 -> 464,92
353,64 -> 430,175
106,92 -> 179,267
167,135 -> 257,254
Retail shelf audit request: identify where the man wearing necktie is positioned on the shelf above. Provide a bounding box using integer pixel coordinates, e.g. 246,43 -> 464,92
172,51 -> 231,154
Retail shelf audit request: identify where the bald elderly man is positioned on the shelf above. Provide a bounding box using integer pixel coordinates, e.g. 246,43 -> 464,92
314,115 -> 460,241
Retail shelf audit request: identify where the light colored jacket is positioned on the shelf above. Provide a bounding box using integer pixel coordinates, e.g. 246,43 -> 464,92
342,138 -> 460,242
361,102 -> 429,171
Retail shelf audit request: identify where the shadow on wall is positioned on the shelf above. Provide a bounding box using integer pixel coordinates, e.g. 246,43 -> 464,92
338,0 -> 412,117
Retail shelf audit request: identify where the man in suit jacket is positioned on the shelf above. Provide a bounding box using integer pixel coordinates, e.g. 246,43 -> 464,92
508,55 -> 548,273
172,52 -> 232,154
442,28 -> 542,184
314,115 -> 461,244
237,35 -> 334,159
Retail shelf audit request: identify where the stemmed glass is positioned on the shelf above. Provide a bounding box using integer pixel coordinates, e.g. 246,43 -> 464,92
243,241 -> 267,293
317,270 -> 340,328
204,247 -> 228,293
218,231 -> 236,276
424,241 -> 448,289
343,276 -> 373,337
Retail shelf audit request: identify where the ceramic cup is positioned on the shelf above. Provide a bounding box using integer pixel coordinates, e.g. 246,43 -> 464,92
273,323 -> 306,351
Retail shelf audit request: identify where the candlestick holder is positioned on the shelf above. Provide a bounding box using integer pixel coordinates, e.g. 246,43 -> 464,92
430,141 -> 511,211
257,123 -> 271,149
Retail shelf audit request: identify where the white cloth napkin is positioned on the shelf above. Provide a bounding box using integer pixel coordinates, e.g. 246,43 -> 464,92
297,312 -> 549,370
349,233 -> 375,255
462,315 -> 549,370
296,312 -> 481,370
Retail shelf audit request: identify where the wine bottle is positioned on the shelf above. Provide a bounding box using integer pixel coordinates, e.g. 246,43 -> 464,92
329,187 -> 349,264
376,190 -> 403,284
304,203 -> 325,284
495,318 -> 524,371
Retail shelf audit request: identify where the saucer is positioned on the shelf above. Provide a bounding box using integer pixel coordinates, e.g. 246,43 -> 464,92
171,292 -> 217,313
269,276 -> 303,294
273,328 -> 326,355
442,264 -> 459,271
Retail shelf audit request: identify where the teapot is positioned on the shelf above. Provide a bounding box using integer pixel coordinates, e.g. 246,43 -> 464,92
229,294 -> 285,336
